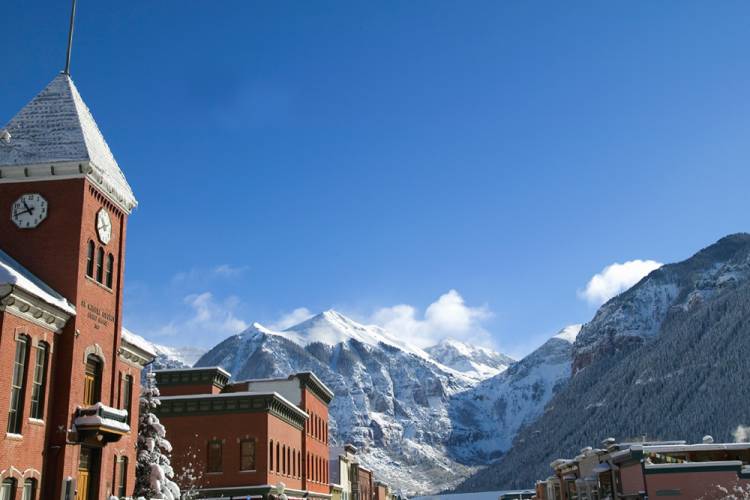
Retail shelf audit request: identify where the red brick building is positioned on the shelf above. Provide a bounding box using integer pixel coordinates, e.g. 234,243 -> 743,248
155,368 -> 334,499
0,73 -> 154,499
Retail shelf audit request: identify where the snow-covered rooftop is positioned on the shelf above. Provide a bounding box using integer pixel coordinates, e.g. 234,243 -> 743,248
121,327 -> 158,357
0,73 -> 136,212
0,248 -> 75,315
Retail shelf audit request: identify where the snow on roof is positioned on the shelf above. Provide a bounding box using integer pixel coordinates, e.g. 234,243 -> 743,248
0,248 -> 75,315
0,73 -> 136,211
155,366 -> 231,377
554,324 -> 582,343
121,327 -> 158,357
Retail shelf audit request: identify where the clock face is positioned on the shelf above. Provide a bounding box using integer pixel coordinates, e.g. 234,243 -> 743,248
96,209 -> 112,245
11,194 -> 48,229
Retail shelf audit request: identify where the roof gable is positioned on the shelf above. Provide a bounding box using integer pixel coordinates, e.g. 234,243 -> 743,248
0,74 -> 136,212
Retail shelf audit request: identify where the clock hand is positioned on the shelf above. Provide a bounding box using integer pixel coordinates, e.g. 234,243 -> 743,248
14,208 -> 32,217
22,200 -> 34,213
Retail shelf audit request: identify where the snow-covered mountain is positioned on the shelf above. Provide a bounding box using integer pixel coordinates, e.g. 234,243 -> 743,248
195,311 -> 481,494
122,328 -> 206,369
447,325 -> 580,463
456,233 -> 750,491
426,339 -> 514,381
143,309 -> 577,494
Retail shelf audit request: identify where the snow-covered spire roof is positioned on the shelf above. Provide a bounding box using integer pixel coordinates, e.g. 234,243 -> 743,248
0,73 -> 136,212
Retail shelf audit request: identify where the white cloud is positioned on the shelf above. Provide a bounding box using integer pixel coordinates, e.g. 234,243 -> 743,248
152,292 -> 248,339
270,307 -> 314,331
370,290 -> 493,349
733,425 -> 750,443
579,259 -> 663,306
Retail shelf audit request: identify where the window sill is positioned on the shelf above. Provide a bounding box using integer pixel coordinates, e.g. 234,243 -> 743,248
239,469 -> 257,473
27,418 -> 45,426
205,472 -> 223,476
5,433 -> 23,441
84,275 -> 113,293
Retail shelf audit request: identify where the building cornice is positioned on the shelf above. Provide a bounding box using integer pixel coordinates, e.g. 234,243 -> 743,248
0,284 -> 73,333
118,337 -> 156,368
157,392 -> 308,429
0,160 -> 136,213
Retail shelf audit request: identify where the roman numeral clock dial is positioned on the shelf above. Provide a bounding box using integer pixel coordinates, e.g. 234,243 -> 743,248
11,193 -> 48,229
96,208 -> 112,245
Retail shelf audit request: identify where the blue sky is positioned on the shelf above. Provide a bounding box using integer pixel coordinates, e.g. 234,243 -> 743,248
2,1 -> 750,357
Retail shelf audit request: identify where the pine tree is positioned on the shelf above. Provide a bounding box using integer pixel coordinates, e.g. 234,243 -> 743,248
133,371 -> 181,500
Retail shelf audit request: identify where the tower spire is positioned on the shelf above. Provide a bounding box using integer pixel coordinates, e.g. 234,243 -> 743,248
63,0 -> 78,75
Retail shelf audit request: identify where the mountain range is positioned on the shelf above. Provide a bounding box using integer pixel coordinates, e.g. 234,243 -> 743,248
140,233 -> 750,494
141,309 -> 576,494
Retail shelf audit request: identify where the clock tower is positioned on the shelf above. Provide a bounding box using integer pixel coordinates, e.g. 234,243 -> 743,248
0,73 -> 144,499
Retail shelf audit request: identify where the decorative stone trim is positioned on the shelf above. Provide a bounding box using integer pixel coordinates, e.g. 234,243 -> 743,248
21,468 -> 40,480
0,160 -> 136,214
158,393 -> 307,430
0,466 -> 23,482
83,344 -> 105,364
0,285 -> 72,333
155,367 -> 230,390
118,337 -> 156,368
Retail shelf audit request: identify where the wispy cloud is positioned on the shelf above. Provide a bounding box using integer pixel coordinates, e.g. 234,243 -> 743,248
578,259 -> 662,306
269,307 -> 314,331
154,292 -> 248,339
370,290 -> 493,349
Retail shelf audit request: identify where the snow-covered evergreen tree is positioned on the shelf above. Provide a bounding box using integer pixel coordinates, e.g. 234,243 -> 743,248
133,371 -> 181,500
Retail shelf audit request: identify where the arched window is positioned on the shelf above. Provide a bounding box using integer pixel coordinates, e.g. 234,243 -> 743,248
83,355 -> 102,406
121,374 -> 133,425
269,440 -> 274,472
30,341 -> 49,420
8,335 -> 30,434
1,478 -> 17,500
282,445 -> 286,475
96,247 -> 104,283
22,478 -> 35,500
117,457 -> 128,498
105,253 -> 114,288
276,443 -> 280,473
86,241 -> 95,277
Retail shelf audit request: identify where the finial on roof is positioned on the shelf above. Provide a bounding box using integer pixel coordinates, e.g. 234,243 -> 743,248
63,0 -> 78,75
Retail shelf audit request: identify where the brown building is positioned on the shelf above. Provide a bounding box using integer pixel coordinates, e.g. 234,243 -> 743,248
0,73 -> 154,500
353,464 -> 373,500
537,438 -> 750,500
155,368 -> 334,499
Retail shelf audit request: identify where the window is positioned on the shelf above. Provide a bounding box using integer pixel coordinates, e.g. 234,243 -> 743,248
240,439 -> 256,471
86,241 -> 95,277
96,247 -> 104,283
8,336 -> 29,434
105,254 -> 114,288
269,440 -> 274,472
207,440 -> 223,473
121,375 -> 133,425
83,355 -> 102,406
21,479 -> 35,500
117,457 -> 128,497
29,342 -> 49,420
0,479 -> 16,500
297,451 -> 301,479
276,443 -> 280,473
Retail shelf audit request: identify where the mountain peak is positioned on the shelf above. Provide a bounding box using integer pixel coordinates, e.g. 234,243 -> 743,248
426,338 -> 514,381
554,324 -> 582,344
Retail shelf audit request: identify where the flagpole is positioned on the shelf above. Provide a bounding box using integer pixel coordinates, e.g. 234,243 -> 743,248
63,0 -> 78,75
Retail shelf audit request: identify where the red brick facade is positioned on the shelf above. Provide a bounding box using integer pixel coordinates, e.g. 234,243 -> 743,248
155,369 -> 334,500
0,76 -> 152,499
